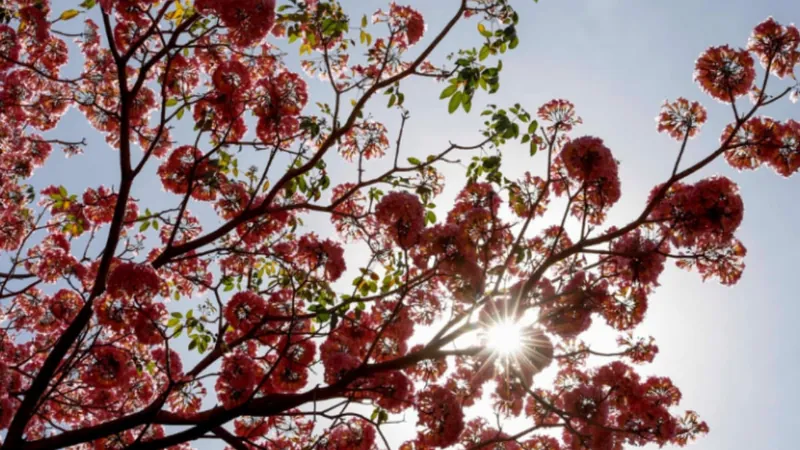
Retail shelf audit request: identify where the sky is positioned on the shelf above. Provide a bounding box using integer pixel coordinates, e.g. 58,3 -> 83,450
24,0 -> 800,449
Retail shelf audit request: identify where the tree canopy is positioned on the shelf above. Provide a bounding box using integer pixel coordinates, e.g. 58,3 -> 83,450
0,1 -> 797,449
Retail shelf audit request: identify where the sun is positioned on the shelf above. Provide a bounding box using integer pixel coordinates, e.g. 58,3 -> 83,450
485,319 -> 525,357
467,309 -> 554,380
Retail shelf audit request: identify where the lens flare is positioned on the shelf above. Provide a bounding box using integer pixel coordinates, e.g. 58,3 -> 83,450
485,319 -> 525,356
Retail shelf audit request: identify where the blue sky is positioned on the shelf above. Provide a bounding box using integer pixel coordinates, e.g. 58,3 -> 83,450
27,1 -> 800,448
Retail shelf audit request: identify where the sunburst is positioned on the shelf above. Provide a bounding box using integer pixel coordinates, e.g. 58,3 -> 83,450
485,319 -> 525,357
474,306 -> 553,380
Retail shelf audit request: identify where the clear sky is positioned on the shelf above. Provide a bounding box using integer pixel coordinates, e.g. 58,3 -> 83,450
27,1 -> 800,449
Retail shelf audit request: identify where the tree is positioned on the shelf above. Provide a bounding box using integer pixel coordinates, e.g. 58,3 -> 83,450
0,0 -> 797,448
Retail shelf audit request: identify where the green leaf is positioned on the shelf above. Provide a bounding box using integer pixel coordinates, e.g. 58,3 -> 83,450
425,210 -> 437,225
166,98 -> 178,107
483,156 -> 501,169
530,139 -> 538,156
139,221 -> 150,232
407,157 -> 421,165
479,45 -> 490,61
285,179 -> 297,196
440,84 -> 458,99
448,92 -> 462,114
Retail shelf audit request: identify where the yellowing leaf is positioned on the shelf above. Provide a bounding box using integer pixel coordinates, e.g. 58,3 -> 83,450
60,9 -> 80,21
165,0 -> 185,24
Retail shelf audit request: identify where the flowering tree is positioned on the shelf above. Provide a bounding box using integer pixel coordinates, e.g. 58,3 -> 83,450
0,0 -> 797,448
